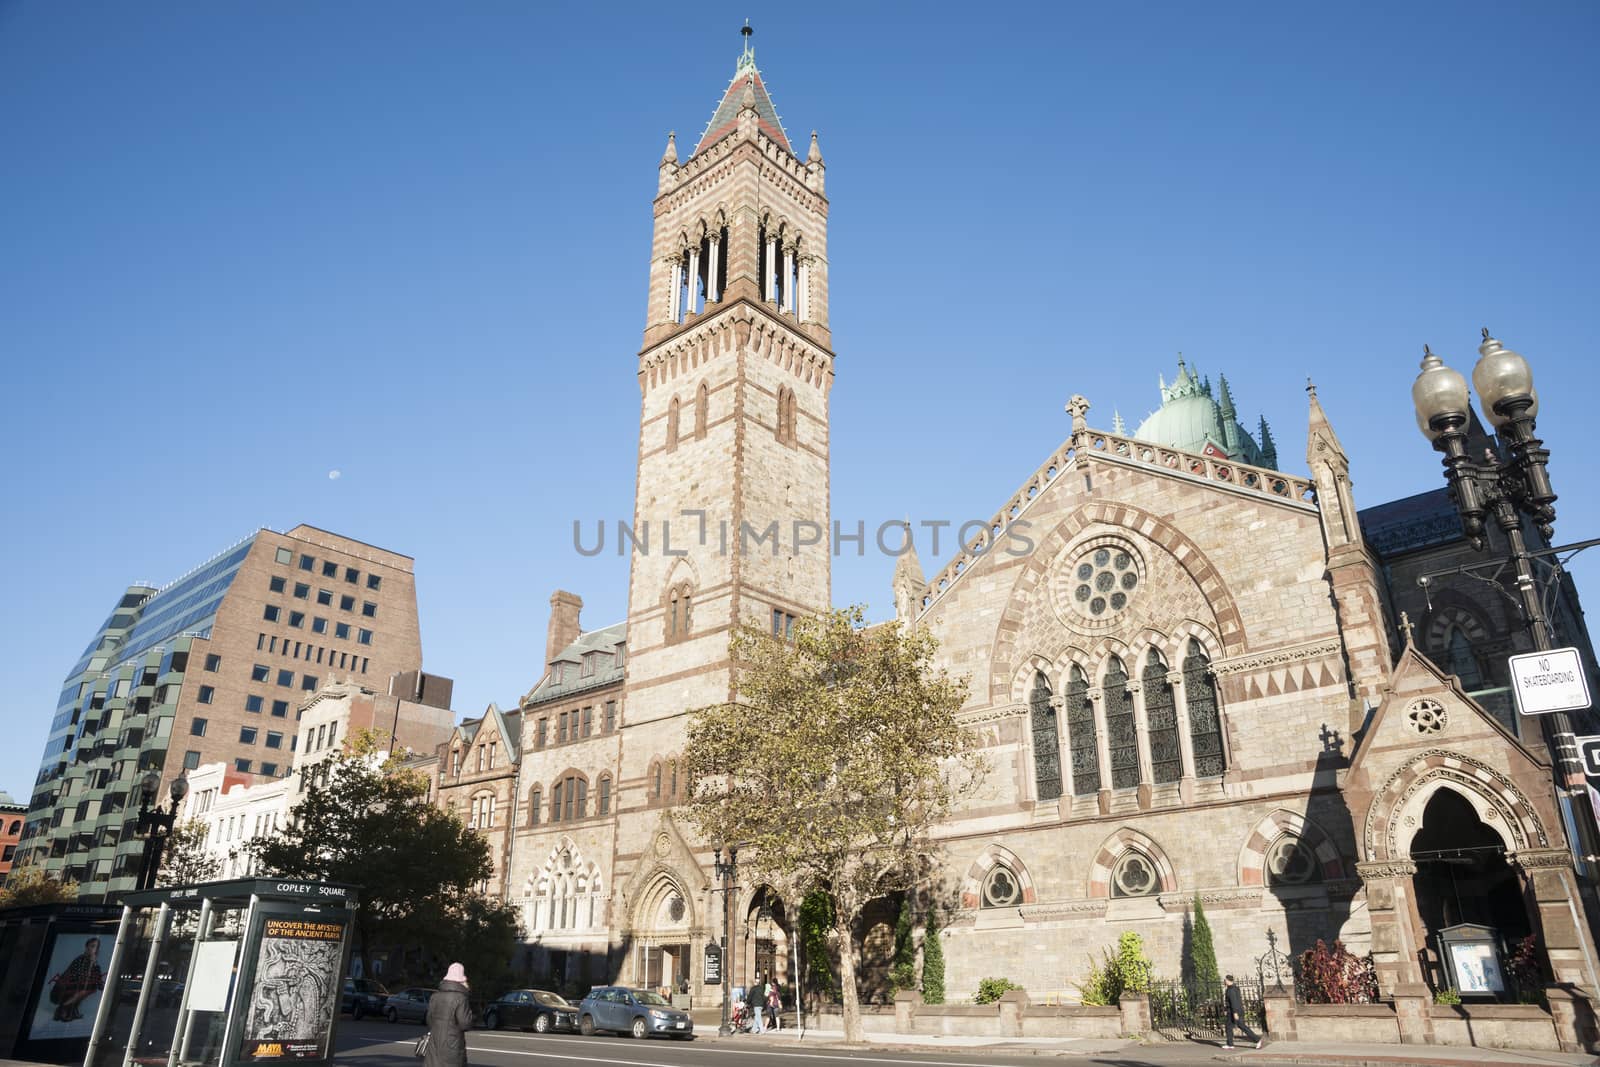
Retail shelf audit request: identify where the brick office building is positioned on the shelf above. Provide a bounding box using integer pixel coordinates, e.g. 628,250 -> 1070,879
18,524 -> 427,899
0,791 -> 25,877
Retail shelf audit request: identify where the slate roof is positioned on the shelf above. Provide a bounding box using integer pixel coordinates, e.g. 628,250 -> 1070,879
525,621 -> 627,707
693,49 -> 792,158
1358,488 -> 1463,559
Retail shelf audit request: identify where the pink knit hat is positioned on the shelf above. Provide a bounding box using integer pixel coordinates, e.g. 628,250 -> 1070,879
444,962 -> 468,985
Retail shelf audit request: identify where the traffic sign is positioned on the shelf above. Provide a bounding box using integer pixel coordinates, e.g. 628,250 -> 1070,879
1509,647 -> 1591,717
1579,736 -> 1600,787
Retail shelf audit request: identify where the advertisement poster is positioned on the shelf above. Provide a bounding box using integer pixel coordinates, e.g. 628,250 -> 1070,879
238,917 -> 347,1061
1448,942 -> 1505,994
28,932 -> 108,1041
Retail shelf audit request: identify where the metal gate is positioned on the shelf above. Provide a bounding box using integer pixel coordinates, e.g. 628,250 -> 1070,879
1149,978 -> 1265,1041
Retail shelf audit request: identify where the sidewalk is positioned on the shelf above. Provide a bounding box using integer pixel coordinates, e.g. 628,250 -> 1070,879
1218,1041 -> 1598,1067
697,1026 -> 1132,1053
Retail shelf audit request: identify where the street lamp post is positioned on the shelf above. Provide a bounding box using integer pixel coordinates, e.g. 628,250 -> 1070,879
712,846 -> 738,1036
134,769 -> 189,892
1411,330 -> 1600,880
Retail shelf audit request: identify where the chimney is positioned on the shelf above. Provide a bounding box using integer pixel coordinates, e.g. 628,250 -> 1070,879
546,590 -> 583,667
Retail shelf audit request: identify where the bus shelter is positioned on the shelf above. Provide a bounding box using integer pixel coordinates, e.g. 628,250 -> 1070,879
83,879 -> 359,1067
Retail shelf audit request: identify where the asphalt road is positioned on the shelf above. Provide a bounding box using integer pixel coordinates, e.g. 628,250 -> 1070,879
333,1018 -> 1287,1067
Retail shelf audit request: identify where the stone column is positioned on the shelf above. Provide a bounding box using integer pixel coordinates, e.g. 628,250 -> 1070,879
893,990 -> 920,1035
765,238 -> 778,303
998,988 -> 1028,1038
1512,847 -> 1600,1052
1089,686 -> 1112,816
686,247 -> 701,316
1117,992 -> 1151,1036
706,236 -> 721,303
1262,990 -> 1296,1040
1169,669 -> 1197,804
796,257 -> 809,320
1129,679 -> 1153,810
1053,694 -> 1075,803
782,247 -> 796,314
668,260 -> 682,322
1355,859 -> 1433,1045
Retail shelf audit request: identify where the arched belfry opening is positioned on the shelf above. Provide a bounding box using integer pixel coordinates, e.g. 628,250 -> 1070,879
1408,788 -> 1533,991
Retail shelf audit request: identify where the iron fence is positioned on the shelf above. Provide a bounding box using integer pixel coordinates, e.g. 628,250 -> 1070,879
1149,978 -> 1266,1041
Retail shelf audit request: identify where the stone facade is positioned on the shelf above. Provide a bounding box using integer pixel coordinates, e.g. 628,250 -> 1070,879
464,38 -> 1599,1042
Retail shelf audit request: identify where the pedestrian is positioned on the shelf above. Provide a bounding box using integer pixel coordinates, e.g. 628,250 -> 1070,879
749,971 -> 766,1034
424,963 -> 474,1067
767,979 -> 782,1031
1221,975 -> 1262,1050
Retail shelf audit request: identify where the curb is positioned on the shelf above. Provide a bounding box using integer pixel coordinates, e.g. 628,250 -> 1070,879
1217,1055 -> 1561,1067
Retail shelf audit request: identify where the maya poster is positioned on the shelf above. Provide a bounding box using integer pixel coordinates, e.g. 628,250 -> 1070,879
28,932 -> 109,1041
238,916 -> 347,1061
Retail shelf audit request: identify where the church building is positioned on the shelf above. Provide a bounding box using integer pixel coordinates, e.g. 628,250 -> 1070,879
478,32 -> 1600,1029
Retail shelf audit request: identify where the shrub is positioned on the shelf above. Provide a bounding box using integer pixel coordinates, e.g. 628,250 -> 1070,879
974,977 -> 1022,1004
889,895 -> 917,994
1188,898 -> 1220,987
1297,939 -> 1378,1004
920,911 -> 946,1004
1078,931 -> 1154,1006
1507,935 -> 1547,1006
1433,989 -> 1461,1006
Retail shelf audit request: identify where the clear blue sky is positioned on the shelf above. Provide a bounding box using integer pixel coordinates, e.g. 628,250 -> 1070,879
3,2 -> 1597,798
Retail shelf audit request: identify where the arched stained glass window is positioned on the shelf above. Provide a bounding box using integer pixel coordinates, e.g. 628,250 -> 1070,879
1143,651 -> 1180,785
1029,672 -> 1062,801
1184,641 -> 1226,778
1105,657 -> 1140,789
1066,666 -> 1099,796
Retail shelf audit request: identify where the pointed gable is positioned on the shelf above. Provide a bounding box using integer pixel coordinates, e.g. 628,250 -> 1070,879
693,48 -> 793,158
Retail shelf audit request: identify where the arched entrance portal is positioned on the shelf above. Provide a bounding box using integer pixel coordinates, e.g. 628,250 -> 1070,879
744,887 -> 792,988
633,873 -> 694,995
1408,789 -> 1533,991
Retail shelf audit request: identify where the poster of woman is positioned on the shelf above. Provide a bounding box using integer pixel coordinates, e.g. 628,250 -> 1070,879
28,935 -> 106,1040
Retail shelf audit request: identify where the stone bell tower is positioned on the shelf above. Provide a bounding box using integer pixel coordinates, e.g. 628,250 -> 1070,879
613,27 -> 834,962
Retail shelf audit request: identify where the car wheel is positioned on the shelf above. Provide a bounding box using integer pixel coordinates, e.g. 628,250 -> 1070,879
386,1008 -> 399,1024
579,1014 -> 595,1037
631,1017 -> 648,1040
534,1013 -> 551,1034
484,1011 -> 498,1031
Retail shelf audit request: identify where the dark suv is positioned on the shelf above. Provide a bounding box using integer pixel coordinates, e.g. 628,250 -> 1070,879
576,987 -> 692,1039
341,978 -> 390,1020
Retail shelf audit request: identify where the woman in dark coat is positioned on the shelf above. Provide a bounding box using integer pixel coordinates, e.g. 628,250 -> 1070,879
424,963 -> 474,1067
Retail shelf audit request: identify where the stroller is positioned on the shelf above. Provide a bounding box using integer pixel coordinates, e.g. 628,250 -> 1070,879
730,999 -> 753,1033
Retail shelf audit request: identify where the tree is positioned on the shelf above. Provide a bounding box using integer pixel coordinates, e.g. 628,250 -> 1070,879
156,819 -> 221,887
683,607 -> 985,1042
0,864 -> 79,909
250,730 -> 513,980
1188,896 -> 1220,987
920,908 -> 945,1004
889,893 -> 917,994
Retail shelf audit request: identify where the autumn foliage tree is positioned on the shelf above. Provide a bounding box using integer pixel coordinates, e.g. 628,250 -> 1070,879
0,864 -> 79,909
684,607 -> 984,1043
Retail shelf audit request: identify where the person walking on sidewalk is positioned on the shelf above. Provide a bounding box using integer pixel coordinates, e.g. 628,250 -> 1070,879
424,963 -> 474,1067
1221,975 -> 1262,1050
749,972 -> 766,1033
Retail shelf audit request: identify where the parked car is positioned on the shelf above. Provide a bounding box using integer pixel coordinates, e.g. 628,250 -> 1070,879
576,987 -> 693,1039
482,989 -> 577,1033
342,978 -> 390,1020
383,987 -> 434,1024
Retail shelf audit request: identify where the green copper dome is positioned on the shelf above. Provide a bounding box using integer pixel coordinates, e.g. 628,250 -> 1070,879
1132,360 -> 1277,469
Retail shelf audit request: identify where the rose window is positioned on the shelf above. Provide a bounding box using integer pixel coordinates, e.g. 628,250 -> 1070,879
1110,851 -> 1159,898
981,865 -> 1022,908
1405,699 -> 1446,735
1265,837 -> 1318,885
1068,546 -> 1140,619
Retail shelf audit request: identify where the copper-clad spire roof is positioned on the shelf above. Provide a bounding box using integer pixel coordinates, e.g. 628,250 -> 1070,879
692,23 -> 794,157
